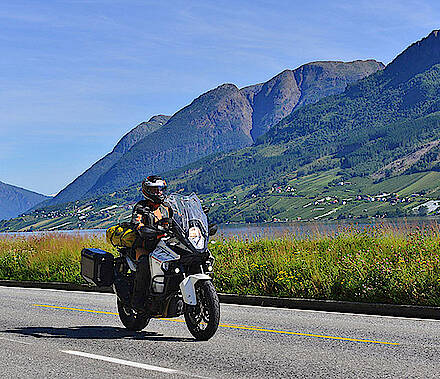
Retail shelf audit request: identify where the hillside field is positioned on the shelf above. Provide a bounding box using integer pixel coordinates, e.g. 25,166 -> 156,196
2,169 -> 440,232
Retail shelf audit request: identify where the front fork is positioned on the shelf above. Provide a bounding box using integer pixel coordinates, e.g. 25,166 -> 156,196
179,274 -> 212,305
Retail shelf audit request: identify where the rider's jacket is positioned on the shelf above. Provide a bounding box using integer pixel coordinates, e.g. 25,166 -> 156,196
130,200 -> 170,251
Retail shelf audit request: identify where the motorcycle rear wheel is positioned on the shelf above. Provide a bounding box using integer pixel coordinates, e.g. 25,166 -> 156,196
117,299 -> 150,331
184,280 -> 220,341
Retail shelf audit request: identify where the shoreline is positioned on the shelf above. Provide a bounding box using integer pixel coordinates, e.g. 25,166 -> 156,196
1,216 -> 440,235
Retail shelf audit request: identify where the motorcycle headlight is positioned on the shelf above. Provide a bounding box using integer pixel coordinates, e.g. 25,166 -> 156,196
188,226 -> 205,250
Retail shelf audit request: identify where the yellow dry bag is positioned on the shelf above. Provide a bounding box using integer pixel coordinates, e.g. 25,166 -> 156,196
106,223 -> 136,247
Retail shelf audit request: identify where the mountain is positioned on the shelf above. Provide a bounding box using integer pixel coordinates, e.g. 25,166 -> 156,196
246,60 -> 384,139
9,27 -> 440,230
83,83 -> 254,197
260,31 -> 440,176
0,59 -> 385,230
77,60 -> 383,198
386,30 -> 440,85
0,181 -> 50,221
46,115 -> 170,206
5,29 -> 440,230
159,30 -> 440,222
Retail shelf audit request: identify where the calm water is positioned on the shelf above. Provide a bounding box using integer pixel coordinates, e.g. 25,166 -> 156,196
1,218 -> 439,239
217,218 -> 440,239
0,229 -> 106,237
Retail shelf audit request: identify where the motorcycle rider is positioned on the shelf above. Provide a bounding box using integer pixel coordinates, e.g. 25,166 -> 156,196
130,175 -> 170,312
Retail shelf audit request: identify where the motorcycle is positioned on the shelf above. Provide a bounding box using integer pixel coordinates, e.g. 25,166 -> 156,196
81,193 -> 220,341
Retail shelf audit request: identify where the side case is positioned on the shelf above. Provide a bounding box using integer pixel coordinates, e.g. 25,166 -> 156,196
81,248 -> 114,287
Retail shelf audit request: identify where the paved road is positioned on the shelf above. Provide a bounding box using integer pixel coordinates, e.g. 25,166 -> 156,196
1,286 -> 440,378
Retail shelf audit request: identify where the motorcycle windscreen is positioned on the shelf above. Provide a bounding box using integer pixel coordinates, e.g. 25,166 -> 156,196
166,193 -> 208,252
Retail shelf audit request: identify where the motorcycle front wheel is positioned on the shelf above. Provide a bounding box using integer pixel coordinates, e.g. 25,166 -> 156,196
184,280 -> 220,341
117,299 -> 151,331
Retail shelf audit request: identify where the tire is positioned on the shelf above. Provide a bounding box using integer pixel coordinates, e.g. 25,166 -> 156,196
184,280 -> 220,341
117,299 -> 150,331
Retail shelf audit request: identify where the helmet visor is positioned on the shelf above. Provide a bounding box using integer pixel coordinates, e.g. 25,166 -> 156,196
149,186 -> 166,195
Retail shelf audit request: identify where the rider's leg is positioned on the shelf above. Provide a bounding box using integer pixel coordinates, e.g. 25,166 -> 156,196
135,247 -> 148,260
131,247 -> 151,311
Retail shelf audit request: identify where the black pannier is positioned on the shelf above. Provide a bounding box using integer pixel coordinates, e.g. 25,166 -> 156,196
81,248 -> 114,287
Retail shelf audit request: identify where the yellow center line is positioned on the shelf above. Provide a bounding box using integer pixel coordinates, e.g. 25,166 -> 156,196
33,304 -> 399,345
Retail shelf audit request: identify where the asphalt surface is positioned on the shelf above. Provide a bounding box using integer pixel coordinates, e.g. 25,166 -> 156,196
1,286 -> 440,378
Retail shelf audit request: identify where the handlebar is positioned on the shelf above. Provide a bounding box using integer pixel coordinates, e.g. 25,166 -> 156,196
138,223 -> 174,240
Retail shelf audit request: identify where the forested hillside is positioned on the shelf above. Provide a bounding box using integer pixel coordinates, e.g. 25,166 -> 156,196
159,30 -> 440,223
6,30 -> 440,230
61,60 -> 382,200
172,31 -> 440,195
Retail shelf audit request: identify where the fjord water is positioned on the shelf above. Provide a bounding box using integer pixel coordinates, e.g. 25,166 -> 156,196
217,218 -> 440,239
1,218 -> 438,239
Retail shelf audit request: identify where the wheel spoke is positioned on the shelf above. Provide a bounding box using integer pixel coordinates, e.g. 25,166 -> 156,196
184,281 -> 219,340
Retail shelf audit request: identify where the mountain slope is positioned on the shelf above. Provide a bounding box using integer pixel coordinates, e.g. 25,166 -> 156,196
152,30 -> 440,221
81,60 -> 383,198
168,31 -> 439,189
7,30 -> 440,229
248,60 -> 384,139
46,115 -> 170,206
0,181 -> 50,220
1,59 -> 385,228
85,84 -> 254,197
386,30 -> 440,85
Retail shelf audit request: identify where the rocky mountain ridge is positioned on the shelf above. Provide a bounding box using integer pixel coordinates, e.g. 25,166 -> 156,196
62,60 -> 383,200
386,30 -> 440,85
0,181 -> 50,221
5,30 -> 440,229
246,60 -> 384,139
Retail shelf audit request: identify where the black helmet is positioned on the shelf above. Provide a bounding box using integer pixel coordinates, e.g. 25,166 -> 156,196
142,175 -> 167,204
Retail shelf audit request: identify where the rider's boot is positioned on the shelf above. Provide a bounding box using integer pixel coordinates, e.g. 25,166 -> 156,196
131,255 -> 150,312
114,275 -> 131,304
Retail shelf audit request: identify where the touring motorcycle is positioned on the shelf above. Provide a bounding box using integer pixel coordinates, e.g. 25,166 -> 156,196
81,193 -> 220,341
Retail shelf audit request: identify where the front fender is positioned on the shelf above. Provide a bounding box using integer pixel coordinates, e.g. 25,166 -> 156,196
179,274 -> 212,305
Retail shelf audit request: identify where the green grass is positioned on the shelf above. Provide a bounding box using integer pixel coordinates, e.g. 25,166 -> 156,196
0,233 -> 117,283
211,225 -> 440,306
398,172 -> 440,196
2,224 -> 440,306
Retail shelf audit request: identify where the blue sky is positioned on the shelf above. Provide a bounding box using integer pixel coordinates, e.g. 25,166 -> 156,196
1,0 -> 439,195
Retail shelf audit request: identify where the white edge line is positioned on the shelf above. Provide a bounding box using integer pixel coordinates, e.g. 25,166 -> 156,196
61,350 -> 178,374
0,336 -> 32,345
0,286 -> 114,296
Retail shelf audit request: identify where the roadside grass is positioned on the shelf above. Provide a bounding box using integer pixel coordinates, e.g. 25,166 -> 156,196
1,223 -> 440,306
0,233 -> 117,284
212,223 -> 440,306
